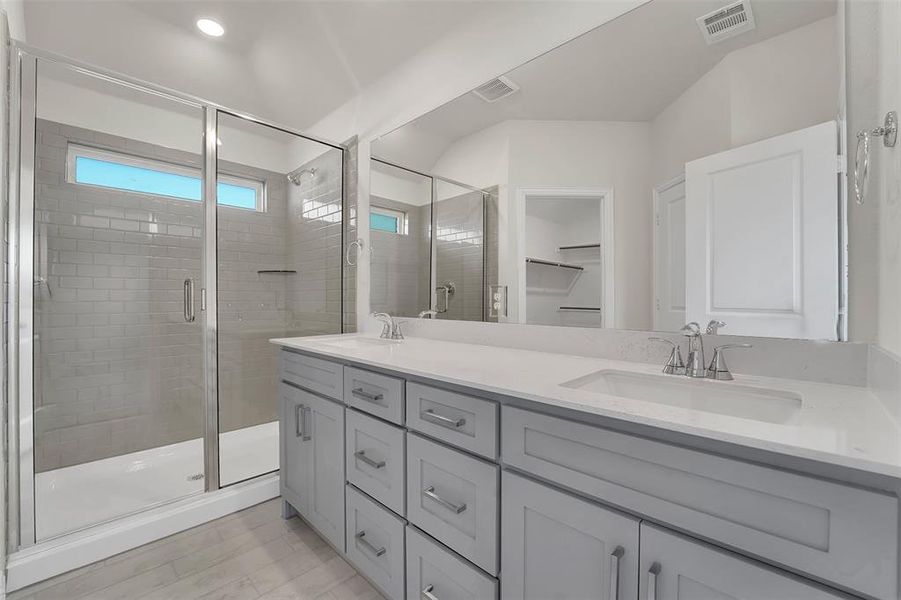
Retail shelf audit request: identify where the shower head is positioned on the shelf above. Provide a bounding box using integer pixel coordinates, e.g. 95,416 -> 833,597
287,167 -> 317,186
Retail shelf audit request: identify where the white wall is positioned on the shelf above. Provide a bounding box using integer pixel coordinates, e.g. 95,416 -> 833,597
370,168 -> 431,207
651,15 -> 840,184
36,74 -> 313,175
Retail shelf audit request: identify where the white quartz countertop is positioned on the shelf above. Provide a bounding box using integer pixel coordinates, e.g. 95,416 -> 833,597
271,334 -> 901,479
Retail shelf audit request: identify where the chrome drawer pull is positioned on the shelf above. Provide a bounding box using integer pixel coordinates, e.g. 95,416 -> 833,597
354,531 -> 386,557
609,547 -> 624,600
647,563 -> 660,600
354,450 -> 385,469
421,408 -> 465,429
352,388 -> 384,403
421,584 -> 439,600
423,486 -> 466,514
294,404 -> 303,438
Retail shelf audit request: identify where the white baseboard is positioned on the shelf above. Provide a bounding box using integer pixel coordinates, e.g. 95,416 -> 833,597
6,475 -> 279,592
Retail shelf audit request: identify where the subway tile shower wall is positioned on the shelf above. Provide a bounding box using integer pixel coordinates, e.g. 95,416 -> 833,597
434,190 -> 490,322
370,195 -> 431,316
32,119 -> 343,471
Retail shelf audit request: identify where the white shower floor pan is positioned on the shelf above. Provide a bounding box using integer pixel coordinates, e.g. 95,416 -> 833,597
35,421 -> 279,541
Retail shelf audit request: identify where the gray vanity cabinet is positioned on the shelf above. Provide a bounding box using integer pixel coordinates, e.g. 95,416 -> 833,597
278,382 -> 346,552
501,471 -> 639,600
638,524 -> 847,600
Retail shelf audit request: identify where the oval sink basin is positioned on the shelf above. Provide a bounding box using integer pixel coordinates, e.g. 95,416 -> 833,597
315,337 -> 402,350
561,369 -> 802,424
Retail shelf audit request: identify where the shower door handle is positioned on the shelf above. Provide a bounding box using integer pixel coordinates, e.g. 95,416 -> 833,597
184,279 -> 195,323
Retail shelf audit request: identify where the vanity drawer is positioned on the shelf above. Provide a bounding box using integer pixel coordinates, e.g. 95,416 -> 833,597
346,484 -> 406,600
502,406 -> 899,600
406,382 -> 498,459
346,409 -> 405,515
344,366 -> 404,424
280,350 -> 343,400
406,526 -> 498,600
406,433 -> 499,575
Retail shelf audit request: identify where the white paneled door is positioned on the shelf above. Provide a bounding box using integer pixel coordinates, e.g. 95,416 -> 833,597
654,178 -> 687,332
685,121 -> 839,340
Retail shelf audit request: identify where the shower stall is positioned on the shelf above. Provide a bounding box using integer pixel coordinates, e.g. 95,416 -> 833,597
6,44 -> 355,567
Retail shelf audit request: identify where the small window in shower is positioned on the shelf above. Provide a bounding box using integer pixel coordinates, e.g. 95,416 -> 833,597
67,144 -> 264,211
371,205 -> 407,234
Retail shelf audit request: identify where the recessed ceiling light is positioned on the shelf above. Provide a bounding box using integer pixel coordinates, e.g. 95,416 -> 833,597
196,18 -> 225,37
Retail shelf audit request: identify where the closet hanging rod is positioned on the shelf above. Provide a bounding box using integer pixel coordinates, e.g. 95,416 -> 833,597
558,243 -> 600,250
525,258 -> 584,271
558,306 -> 601,312
257,270 -> 297,274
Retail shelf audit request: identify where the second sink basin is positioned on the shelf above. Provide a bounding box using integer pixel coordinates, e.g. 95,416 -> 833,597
561,369 -> 802,424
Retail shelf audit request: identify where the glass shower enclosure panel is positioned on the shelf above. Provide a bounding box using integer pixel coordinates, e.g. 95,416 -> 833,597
216,113 -> 344,486
433,179 -> 486,321
30,59 -> 208,541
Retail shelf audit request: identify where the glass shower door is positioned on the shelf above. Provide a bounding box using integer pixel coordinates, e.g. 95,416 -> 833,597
29,58 -> 208,541
215,113 -> 344,486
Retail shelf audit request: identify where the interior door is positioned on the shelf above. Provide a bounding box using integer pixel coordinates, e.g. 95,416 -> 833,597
654,178 -> 687,332
684,121 -> 839,339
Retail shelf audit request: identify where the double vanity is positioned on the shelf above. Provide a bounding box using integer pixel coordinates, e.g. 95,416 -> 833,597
272,334 -> 901,600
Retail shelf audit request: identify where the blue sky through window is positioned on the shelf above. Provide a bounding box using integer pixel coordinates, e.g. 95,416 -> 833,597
74,155 -> 260,210
370,212 -> 399,233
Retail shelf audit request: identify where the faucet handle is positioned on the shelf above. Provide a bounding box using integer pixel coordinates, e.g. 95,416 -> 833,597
706,343 -> 752,380
680,322 -> 701,336
706,320 -> 727,335
649,337 -> 685,375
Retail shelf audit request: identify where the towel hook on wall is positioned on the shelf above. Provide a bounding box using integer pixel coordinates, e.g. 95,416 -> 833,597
854,110 -> 897,205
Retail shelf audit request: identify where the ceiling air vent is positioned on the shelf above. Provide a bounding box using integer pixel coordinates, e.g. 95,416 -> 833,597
472,76 -> 519,103
697,0 -> 756,45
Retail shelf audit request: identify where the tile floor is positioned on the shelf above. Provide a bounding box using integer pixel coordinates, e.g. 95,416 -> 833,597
9,499 -> 384,600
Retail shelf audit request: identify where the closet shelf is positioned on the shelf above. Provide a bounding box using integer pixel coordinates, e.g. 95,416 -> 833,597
558,243 -> 601,251
257,270 -> 297,275
558,306 -> 601,312
525,257 -> 584,271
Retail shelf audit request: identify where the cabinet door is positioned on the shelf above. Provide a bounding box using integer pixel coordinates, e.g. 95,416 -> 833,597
502,471 -> 639,600
303,391 -> 346,552
279,383 -> 310,515
639,523 -> 847,600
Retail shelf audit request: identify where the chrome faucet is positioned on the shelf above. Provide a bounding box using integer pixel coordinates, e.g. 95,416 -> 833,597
681,322 -> 706,378
649,337 -> 685,375
706,343 -> 752,380
372,312 -> 404,340
418,310 -> 438,319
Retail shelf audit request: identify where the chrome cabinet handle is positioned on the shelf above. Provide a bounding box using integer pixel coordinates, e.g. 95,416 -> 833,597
352,388 -> 384,403
301,406 -> 311,441
354,450 -> 385,469
294,404 -> 303,438
423,486 -> 466,514
183,278 -> 195,322
421,409 -> 465,429
354,531 -> 386,557
609,547 -> 624,600
647,563 -> 660,600
421,584 -> 439,600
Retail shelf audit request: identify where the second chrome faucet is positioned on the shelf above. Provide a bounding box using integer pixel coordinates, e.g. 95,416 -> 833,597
651,321 -> 751,380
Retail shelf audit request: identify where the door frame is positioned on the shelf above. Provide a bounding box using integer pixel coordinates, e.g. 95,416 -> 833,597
651,174 -> 685,332
515,186 -> 615,328
7,43 -> 347,551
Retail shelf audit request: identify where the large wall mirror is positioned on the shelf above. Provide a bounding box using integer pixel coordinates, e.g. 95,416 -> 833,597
371,0 -> 845,341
